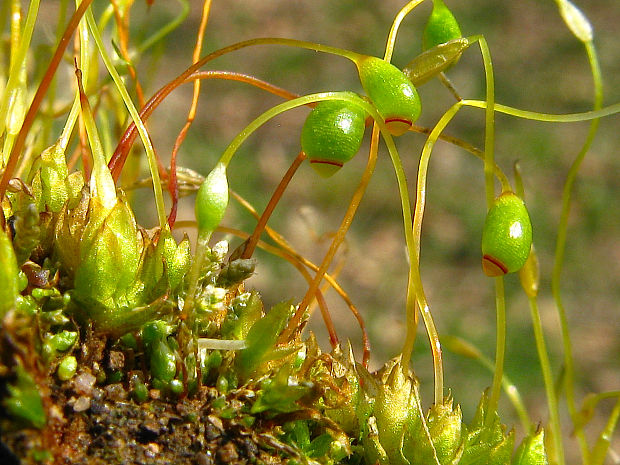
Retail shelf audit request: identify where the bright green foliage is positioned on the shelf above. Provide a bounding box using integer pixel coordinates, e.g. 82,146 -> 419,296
481,192 -> 533,276
513,428 -> 548,465
300,95 -> 367,177
282,420 -> 349,462
359,361 -> 541,465
195,162 -> 229,236
42,329 -> 78,361
459,394 -> 516,465
72,195 -> 142,327
251,367 -> 313,414
4,365 -> 46,429
155,228 -> 192,292
422,0 -> 462,51
10,196 -> 40,265
364,361 -> 424,465
235,301 -> 296,380
52,186 -> 191,333
221,291 -> 264,340
321,345 -> 365,436
0,227 -> 19,318
31,141 -> 84,213
422,398 -> 464,464
357,56 -> 421,136
141,321 -> 178,383
136,227 -> 191,303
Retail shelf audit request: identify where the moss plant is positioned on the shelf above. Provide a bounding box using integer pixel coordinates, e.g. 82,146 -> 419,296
0,1 -> 619,464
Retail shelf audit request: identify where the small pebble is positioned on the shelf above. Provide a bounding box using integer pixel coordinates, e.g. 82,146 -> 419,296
194,451 -> 213,465
73,396 -> 91,412
207,414 -> 223,431
144,442 -> 160,458
73,372 -> 96,396
216,442 -> 238,463
107,351 -> 125,370
104,383 -> 128,402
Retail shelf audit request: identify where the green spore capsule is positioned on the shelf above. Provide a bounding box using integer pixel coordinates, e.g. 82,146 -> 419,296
481,192 -> 533,277
423,0 -> 463,51
195,162 -> 228,236
356,56 -> 421,136
300,95 -> 366,177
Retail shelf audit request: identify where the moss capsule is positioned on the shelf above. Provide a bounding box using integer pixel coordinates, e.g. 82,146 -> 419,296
357,56 -> 421,136
404,38 -> 470,86
195,162 -> 228,235
481,192 -> 533,277
423,0 -> 462,51
301,95 -> 366,177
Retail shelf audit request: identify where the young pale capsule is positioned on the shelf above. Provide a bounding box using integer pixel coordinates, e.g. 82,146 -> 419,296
195,162 -> 228,236
422,0 -> 463,51
300,95 -> 366,177
356,56 -> 421,136
481,192 -> 533,277
403,38 -> 470,86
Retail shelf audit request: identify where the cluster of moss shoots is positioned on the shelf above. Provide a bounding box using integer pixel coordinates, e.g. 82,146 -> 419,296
0,0 -> 619,464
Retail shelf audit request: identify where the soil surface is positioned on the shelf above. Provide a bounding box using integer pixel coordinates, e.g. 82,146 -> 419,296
1,381 -> 296,465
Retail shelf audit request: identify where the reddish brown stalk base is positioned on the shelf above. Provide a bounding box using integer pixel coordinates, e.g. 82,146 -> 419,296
240,151 -> 307,260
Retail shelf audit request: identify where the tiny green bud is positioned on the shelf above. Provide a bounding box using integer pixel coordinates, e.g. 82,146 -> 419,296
195,162 -> 228,235
481,192 -> 533,277
141,320 -> 171,346
150,338 -> 177,382
216,374 -> 229,393
169,378 -> 184,395
422,0 -> 463,51
158,230 -> 191,291
300,95 -> 367,177
57,356 -> 78,381
217,258 -> 257,287
132,382 -> 149,403
357,56 -> 421,136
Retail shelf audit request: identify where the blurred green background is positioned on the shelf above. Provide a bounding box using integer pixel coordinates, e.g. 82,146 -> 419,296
90,0 -> 620,460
